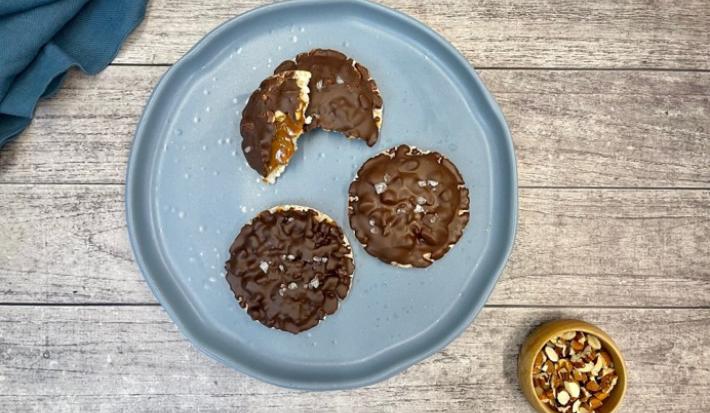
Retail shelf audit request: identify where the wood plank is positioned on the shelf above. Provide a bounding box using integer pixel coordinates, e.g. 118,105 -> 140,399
482,70 -> 710,188
0,67 -> 156,184
0,306 -> 707,412
1,185 -> 707,306
0,185 -> 146,303
114,0 -> 710,69
1,67 -> 708,187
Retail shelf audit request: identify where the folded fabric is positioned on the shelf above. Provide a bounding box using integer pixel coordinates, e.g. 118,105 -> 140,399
0,0 -> 147,148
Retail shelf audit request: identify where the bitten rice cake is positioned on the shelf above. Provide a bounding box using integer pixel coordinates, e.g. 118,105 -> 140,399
274,48 -> 383,146
240,70 -> 311,183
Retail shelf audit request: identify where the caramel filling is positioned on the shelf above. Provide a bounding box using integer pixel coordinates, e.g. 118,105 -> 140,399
267,113 -> 302,173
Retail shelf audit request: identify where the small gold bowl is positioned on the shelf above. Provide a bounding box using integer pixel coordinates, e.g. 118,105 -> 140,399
518,319 -> 627,413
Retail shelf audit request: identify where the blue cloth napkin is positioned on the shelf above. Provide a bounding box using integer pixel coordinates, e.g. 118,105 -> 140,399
0,0 -> 147,148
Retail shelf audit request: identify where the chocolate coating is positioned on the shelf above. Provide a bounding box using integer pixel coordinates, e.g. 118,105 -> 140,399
348,145 -> 470,268
275,49 -> 382,146
240,70 -> 308,178
225,206 -> 354,334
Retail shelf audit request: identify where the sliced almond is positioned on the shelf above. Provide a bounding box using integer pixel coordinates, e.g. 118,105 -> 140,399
587,334 -> 602,350
545,346 -> 560,362
564,381 -> 581,399
600,373 -> 618,393
591,355 -> 604,377
561,331 -> 577,340
572,399 -> 582,413
557,390 -> 571,406
578,361 -> 594,373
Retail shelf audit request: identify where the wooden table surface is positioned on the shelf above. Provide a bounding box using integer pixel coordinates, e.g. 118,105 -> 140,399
1,1 -> 709,411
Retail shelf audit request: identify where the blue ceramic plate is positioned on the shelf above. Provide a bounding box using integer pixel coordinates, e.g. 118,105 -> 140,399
127,0 -> 517,390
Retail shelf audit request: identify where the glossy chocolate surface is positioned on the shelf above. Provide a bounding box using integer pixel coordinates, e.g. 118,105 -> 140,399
225,207 -> 354,333
348,145 -> 470,268
275,49 -> 382,146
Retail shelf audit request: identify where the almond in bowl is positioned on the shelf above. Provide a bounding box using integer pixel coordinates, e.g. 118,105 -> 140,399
518,320 -> 627,413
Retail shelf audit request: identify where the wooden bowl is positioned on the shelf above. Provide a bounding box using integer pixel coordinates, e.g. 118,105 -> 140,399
518,319 -> 627,413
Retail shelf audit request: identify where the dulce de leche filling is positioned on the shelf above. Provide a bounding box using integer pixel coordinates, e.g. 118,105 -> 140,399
240,70 -> 311,183
267,107 -> 306,174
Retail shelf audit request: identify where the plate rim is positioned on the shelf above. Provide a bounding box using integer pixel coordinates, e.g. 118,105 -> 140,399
126,0 -> 518,390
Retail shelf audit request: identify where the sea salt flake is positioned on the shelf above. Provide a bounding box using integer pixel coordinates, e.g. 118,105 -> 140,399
374,182 -> 387,194
259,261 -> 269,273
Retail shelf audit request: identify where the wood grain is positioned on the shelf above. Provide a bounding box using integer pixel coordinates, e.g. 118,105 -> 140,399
1,67 -> 708,187
113,0 -> 710,69
1,184 -> 707,306
0,306 -> 707,412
